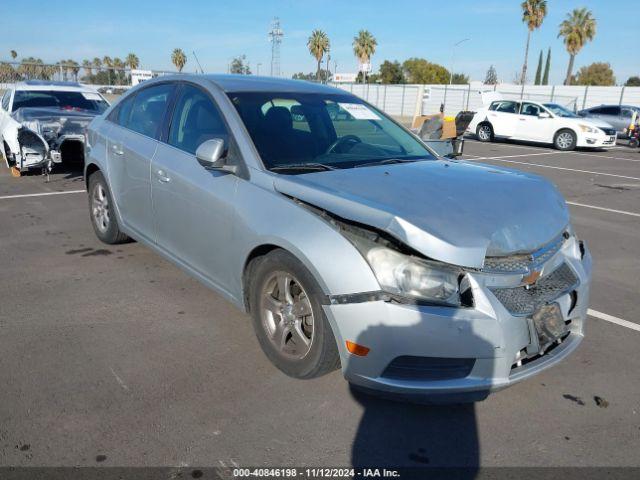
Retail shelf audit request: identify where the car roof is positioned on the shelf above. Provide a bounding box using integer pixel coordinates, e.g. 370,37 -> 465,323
140,74 -> 347,95
14,80 -> 98,93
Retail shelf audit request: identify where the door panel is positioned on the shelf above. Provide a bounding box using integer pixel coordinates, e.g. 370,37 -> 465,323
487,101 -> 520,137
515,103 -> 555,142
151,143 -> 238,290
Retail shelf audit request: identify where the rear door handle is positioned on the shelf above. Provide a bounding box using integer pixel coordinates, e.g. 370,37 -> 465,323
111,144 -> 124,156
156,169 -> 171,183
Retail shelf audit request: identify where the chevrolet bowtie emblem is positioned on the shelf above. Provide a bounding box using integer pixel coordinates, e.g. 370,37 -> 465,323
522,270 -> 542,286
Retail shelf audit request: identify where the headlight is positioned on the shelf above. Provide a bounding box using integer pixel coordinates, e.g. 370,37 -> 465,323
344,230 -> 461,305
578,124 -> 598,133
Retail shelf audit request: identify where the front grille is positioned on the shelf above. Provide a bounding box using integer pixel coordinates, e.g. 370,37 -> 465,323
381,356 -> 475,381
489,263 -> 578,315
483,235 -> 565,274
600,128 -> 616,136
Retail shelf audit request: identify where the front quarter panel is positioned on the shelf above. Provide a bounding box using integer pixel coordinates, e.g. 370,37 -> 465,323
230,174 -> 381,306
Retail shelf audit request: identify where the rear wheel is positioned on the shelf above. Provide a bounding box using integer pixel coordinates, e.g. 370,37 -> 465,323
476,123 -> 493,142
88,171 -> 129,244
248,249 -> 340,379
554,129 -> 577,151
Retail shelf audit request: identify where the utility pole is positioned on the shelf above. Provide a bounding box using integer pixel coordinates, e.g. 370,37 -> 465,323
257,63 -> 262,76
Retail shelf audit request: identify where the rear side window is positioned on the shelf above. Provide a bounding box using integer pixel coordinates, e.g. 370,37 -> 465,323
168,84 -> 228,154
128,84 -> 174,139
494,101 -> 520,114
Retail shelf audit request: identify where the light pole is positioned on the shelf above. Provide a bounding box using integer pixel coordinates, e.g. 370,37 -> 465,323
443,38 -> 470,113
257,63 -> 262,76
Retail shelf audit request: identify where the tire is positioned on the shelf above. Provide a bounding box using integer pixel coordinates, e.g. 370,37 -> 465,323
554,129 -> 577,151
248,249 -> 341,379
87,170 -> 129,244
629,138 -> 639,149
476,123 -> 493,142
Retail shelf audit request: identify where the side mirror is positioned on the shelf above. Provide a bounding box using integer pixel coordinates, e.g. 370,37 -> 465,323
195,138 -> 237,174
538,112 -> 551,119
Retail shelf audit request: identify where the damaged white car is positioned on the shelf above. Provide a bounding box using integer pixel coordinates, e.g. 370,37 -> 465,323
0,80 -> 109,176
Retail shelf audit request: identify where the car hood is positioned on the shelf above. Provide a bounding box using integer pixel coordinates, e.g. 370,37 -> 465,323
563,116 -> 613,130
273,160 -> 570,268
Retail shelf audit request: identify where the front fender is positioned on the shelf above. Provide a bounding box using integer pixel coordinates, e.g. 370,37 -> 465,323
230,178 -> 380,307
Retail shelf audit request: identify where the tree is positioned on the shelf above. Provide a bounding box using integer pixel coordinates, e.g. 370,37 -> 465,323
102,56 -> 113,84
520,0 -> 548,85
82,59 -> 92,77
112,58 -> 125,85
171,48 -> 187,72
353,30 -> 377,83
484,65 -> 498,85
534,50 -> 543,85
558,8 -> 596,85
625,76 -> 640,87
230,55 -> 251,75
574,62 -> 615,86
377,60 -> 404,84
126,53 -> 140,70
10,50 -> 17,60
92,57 -> 102,73
542,48 -> 551,85
307,30 -> 330,81
403,58 -> 449,84
451,73 -> 469,84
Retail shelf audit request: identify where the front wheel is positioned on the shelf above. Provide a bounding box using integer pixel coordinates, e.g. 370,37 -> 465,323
554,129 -> 577,151
476,123 -> 493,142
248,249 -> 341,379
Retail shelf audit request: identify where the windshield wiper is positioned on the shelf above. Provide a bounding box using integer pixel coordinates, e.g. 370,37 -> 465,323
354,158 -> 417,168
270,162 -> 336,172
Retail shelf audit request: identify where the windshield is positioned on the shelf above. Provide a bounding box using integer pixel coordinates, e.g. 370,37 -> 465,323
228,91 -> 435,172
12,90 -> 109,113
543,103 -> 579,118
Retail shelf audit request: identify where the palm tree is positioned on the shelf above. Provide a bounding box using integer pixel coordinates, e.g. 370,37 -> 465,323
92,57 -> 102,72
113,57 -> 124,85
171,48 -> 187,72
125,53 -> 140,70
558,7 -> 596,85
102,56 -> 113,84
520,0 -> 547,85
82,59 -> 92,77
68,60 -> 80,82
307,30 -> 330,81
10,50 -> 17,60
352,30 -> 377,83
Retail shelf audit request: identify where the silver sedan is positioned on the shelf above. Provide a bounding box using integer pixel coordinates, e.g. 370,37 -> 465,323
84,75 -> 592,402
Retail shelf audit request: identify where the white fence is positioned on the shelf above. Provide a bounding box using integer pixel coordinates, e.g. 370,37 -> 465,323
331,82 -> 640,117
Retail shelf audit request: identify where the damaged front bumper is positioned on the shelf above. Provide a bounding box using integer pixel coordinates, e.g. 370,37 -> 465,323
323,235 -> 591,402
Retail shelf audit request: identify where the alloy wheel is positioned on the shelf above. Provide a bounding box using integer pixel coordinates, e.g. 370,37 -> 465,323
260,271 -> 314,360
92,184 -> 110,233
556,132 -> 574,150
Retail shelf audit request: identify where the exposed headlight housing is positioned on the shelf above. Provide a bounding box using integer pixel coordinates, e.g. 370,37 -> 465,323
342,228 -> 462,306
578,124 -> 599,133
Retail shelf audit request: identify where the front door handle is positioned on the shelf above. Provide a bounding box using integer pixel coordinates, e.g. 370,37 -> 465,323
111,144 -> 124,156
156,169 -> 171,183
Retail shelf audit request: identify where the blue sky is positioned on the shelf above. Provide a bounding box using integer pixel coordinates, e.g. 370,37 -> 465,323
4,0 -> 635,84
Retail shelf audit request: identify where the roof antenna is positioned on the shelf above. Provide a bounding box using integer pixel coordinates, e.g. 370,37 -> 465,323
192,50 -> 205,74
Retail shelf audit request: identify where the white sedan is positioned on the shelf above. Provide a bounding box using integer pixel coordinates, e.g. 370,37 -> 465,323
467,99 -> 617,150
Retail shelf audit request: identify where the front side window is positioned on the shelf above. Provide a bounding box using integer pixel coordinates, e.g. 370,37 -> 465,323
128,84 -> 174,139
228,91 -> 435,172
11,90 -> 108,113
168,84 -> 228,154
521,103 -> 543,116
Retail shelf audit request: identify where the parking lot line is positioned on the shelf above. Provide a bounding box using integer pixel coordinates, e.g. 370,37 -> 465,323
564,151 -> 640,163
470,152 -> 558,161
588,309 -> 640,332
566,201 -> 640,218
473,158 -> 640,181
0,190 -> 85,200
